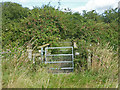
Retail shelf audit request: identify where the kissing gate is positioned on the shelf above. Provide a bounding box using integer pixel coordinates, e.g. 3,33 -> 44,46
45,47 -> 74,73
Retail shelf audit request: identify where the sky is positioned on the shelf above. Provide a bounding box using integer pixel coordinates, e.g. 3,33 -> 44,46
1,0 -> 119,14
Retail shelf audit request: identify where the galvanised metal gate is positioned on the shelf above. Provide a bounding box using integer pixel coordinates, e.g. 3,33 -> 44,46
45,47 -> 74,73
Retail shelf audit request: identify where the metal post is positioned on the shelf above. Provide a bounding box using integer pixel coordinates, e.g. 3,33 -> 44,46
38,50 -> 41,60
45,47 -> 48,63
41,47 -> 43,63
72,47 -> 74,72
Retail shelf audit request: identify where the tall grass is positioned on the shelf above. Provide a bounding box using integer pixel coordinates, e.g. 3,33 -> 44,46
2,44 -> 118,88
90,44 -> 118,88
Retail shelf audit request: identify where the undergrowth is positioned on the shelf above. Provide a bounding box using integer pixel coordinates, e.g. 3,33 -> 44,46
2,44 -> 118,88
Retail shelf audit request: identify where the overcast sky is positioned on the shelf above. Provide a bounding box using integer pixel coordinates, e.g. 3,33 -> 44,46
1,0 -> 119,14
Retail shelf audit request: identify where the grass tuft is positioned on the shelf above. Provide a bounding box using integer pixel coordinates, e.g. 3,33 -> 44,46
2,44 -> 118,88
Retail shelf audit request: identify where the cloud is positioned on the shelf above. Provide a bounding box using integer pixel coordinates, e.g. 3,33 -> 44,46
2,0 -> 118,14
27,5 -> 34,9
18,0 -> 29,3
17,0 -> 54,3
18,0 -> 39,3
119,1 -> 120,8
17,0 -> 89,3
72,0 -> 118,14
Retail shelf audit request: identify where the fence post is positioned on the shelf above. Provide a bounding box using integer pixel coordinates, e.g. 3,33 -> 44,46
87,49 -> 91,69
73,42 -> 78,48
41,47 -> 43,63
27,49 -> 33,61
33,54 -> 35,63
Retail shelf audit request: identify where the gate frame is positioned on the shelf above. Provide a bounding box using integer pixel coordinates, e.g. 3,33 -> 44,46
45,47 -> 74,71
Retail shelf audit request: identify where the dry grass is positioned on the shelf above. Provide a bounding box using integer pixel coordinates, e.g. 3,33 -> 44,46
91,44 -> 118,88
92,44 -> 118,72
2,44 -> 118,88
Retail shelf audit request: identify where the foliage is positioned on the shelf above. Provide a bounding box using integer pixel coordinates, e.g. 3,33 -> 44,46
2,2 -> 118,51
2,2 -> 29,22
2,45 -> 118,88
2,1 -> 118,88
2,2 -> 30,48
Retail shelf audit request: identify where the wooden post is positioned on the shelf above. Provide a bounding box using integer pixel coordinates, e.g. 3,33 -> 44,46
87,49 -> 91,69
33,54 -> 35,63
37,43 -> 50,63
74,42 -> 78,48
27,49 -> 33,61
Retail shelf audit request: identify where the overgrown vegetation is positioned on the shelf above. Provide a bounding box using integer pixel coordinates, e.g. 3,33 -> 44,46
2,1 -> 118,88
2,44 -> 118,88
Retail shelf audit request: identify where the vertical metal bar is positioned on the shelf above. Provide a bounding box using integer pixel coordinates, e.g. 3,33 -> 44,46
0,4 -> 2,89
45,47 -> 74,72
72,47 -> 74,72
41,47 -> 43,63
45,47 -> 46,62
45,47 -> 47,62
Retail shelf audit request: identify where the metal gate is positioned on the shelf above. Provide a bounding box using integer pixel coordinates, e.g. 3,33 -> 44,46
45,47 -> 74,73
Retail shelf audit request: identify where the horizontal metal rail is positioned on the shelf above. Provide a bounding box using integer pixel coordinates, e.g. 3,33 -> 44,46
46,54 -> 73,56
45,46 -> 74,72
46,47 -> 73,49
45,61 -> 73,64
49,67 -> 74,70
58,42 -> 72,43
